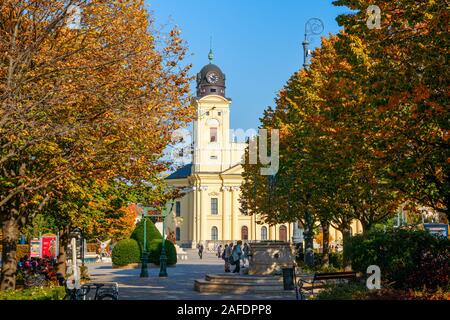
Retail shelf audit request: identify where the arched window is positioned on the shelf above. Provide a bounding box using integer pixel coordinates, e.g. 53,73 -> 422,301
279,225 -> 287,242
176,227 -> 181,241
241,226 -> 248,241
211,226 -> 218,241
210,128 -> 218,143
261,226 -> 268,241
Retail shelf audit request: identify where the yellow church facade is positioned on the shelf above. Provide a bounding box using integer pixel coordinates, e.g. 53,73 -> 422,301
164,55 -> 361,249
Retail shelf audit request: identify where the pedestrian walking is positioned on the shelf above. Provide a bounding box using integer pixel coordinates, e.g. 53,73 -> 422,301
223,244 -> 232,272
242,243 -> 250,268
197,243 -> 204,259
217,245 -> 223,259
231,241 -> 242,274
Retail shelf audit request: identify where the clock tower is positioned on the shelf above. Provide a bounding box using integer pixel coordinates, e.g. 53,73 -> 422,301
196,49 -> 226,98
192,51 -> 236,173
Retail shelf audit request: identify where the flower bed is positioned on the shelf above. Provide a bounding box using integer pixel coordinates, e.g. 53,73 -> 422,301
0,286 -> 65,300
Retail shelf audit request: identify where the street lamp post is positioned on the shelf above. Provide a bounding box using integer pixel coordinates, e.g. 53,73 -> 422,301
159,200 -> 175,277
302,18 -> 324,70
140,206 -> 149,278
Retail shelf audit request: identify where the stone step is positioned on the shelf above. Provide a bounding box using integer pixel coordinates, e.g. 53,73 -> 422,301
205,274 -> 283,285
194,279 -> 293,294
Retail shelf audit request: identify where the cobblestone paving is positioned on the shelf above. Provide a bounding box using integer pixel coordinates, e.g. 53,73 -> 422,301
87,250 -> 296,300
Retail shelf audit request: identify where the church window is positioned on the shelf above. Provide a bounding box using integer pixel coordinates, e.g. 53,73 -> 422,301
279,225 -> 287,242
176,201 -> 181,217
211,198 -> 218,215
206,111 -> 210,116
210,127 -> 218,143
211,227 -> 218,241
241,226 -> 249,240
218,112 -> 221,116
261,226 -> 268,241
176,227 -> 181,241
210,88 -> 217,93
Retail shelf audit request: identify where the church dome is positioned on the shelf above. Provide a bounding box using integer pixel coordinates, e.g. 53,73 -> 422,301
196,51 -> 226,98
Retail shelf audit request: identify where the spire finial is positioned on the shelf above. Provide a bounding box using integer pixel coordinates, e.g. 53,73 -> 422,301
208,36 -> 213,63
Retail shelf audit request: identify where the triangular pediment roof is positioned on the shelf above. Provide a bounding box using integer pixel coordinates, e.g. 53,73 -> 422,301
221,163 -> 243,175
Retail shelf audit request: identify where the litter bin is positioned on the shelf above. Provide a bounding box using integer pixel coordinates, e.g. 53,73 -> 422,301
282,267 -> 295,290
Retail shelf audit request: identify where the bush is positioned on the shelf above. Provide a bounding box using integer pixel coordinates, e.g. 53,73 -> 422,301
112,239 -> 141,266
348,228 -> 450,290
296,252 -> 344,273
0,244 -> 30,260
130,218 -> 162,251
148,239 -> 177,266
316,282 -> 369,300
365,287 -> 450,300
0,286 -> 65,300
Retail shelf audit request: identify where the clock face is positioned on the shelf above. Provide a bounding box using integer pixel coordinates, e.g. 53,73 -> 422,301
206,72 -> 219,84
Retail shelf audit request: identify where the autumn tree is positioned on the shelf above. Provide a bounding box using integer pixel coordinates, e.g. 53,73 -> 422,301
0,0 -> 193,290
333,0 -> 449,221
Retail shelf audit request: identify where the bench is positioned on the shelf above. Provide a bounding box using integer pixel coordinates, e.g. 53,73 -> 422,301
297,271 -> 358,299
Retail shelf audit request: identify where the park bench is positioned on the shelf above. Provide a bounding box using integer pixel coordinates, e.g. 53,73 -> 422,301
296,271 -> 358,299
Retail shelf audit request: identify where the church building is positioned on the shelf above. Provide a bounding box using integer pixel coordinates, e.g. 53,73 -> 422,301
165,53 -> 294,249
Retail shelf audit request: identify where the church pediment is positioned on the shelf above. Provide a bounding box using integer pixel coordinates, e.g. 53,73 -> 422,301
221,163 -> 243,176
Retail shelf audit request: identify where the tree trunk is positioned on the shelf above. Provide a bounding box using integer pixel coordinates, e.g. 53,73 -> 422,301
321,221 -> 330,266
0,217 -> 19,291
360,219 -> 372,233
341,226 -> 352,271
303,212 -> 315,267
56,227 -> 69,277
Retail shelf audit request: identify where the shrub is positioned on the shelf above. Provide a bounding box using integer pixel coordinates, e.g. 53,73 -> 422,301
112,239 -> 141,266
148,239 -> 177,266
0,286 -> 65,300
348,228 -> 450,290
365,287 -> 450,300
296,252 -> 344,273
0,244 -> 30,260
317,282 -> 369,300
130,218 -> 162,251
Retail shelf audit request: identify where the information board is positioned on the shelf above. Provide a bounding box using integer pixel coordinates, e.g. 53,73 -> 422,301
41,234 -> 58,258
424,223 -> 449,238
30,238 -> 41,258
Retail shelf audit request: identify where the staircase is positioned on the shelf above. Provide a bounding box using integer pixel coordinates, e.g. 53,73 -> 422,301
194,273 -> 294,294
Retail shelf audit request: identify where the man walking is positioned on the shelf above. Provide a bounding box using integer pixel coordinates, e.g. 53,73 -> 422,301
197,243 -> 204,260
217,245 -> 223,259
224,243 -> 233,272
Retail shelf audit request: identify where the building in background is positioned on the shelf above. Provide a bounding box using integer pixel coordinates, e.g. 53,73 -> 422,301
165,53 -> 294,249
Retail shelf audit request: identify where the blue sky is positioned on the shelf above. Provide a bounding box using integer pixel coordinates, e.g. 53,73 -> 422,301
148,0 -> 350,130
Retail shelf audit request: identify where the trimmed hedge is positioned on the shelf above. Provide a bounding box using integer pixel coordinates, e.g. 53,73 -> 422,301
130,218 -> 162,251
112,239 -> 141,266
348,228 -> 450,290
148,239 -> 177,266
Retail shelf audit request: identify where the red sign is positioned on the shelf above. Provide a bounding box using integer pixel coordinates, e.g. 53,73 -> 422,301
41,234 -> 58,259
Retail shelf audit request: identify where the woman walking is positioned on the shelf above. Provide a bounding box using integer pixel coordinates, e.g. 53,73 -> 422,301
231,241 -> 243,274
217,245 -> 223,259
223,243 -> 233,272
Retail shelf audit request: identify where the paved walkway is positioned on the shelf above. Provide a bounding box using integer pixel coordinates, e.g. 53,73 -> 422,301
87,250 -> 296,300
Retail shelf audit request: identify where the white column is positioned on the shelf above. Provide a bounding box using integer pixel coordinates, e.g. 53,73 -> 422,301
231,186 -> 240,240
199,186 -> 208,242
292,221 -> 302,244
222,186 -> 231,241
